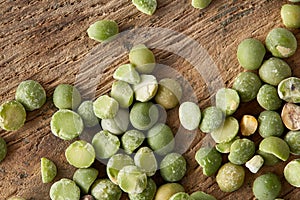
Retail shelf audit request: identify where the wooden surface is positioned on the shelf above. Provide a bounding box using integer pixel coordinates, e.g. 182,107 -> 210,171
1,0 -> 300,199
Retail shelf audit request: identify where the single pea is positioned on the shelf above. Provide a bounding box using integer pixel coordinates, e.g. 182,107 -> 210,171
281,103 -> 300,131
53,84 -> 81,110
257,84 -> 282,111
113,64 -> 141,85
199,106 -> 224,133
228,138 -> 255,165
117,165 -> 147,194
259,57 -> 292,86
191,0 -> 212,9
216,162 -> 245,193
87,20 -> 119,42
65,140 -> 95,168
15,80 -> 46,111
257,150 -> 281,166
281,4 -> 300,29
0,100 -> 26,131
41,157 -> 57,183
147,123 -> 175,156
215,88 -> 240,116
259,136 -> 290,161
258,111 -> 284,138
169,192 -> 192,200
106,154 -> 134,184
130,102 -> 159,131
50,178 -> 80,200
50,109 -> 84,140
93,95 -> 119,119
129,44 -> 156,73
154,183 -> 185,200
92,130 -> 120,159
232,72 -> 262,102
284,131 -> 300,155
211,116 -> 239,143
128,178 -> 157,200
121,130 -> 145,154
160,153 -> 186,182
195,146 -> 222,176
73,168 -> 98,194
265,28 -> 297,58
253,173 -> 281,200
155,78 -> 182,109
278,77 -> 300,103
0,137 -> 7,162
245,155 -> 264,174
91,179 -> 122,200
132,0 -> 157,15
237,38 -> 266,70
111,81 -> 134,108
190,191 -> 216,200
77,101 -> 99,128
284,159 -> 300,187
133,75 -> 158,102
179,102 -> 201,131
215,136 -> 240,154
240,115 -> 258,136
7,197 -> 26,200
134,147 -> 157,176
101,109 -> 129,135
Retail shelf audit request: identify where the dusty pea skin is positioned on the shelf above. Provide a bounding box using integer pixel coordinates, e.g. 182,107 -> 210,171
237,38 -> 266,70
215,88 -> 240,116
258,111 -> 284,138
41,157 -> 57,183
232,71 -> 262,102
0,100 -> 26,131
77,101 -> 99,128
192,0 -> 212,9
128,178 -> 157,200
134,147 -> 157,176
113,64 -> 141,85
50,178 -> 80,200
278,77 -> 300,103
211,117 -> 239,143
50,109 -> 84,140
281,103 -> 300,131
257,84 -> 282,111
154,183 -> 185,200
160,153 -> 186,182
199,106 -> 224,133
129,44 -> 156,73
87,20 -> 119,42
101,109 -> 129,135
259,136 -> 290,161
228,138 -> 255,165
216,162 -> 245,193
93,95 -> 119,119
284,131 -> 300,155
190,191 -> 216,200
195,146 -> 222,176
73,168 -> 98,194
53,84 -> 81,110
281,4 -> 300,29
284,159 -> 300,187
121,130 -> 145,154
91,179 -> 122,200
15,80 -> 46,111
92,130 -> 120,159
253,173 -> 281,200
111,80 -> 134,108
0,137 -> 7,162
133,74 -> 158,102
132,0 -> 157,15
169,192 -> 191,200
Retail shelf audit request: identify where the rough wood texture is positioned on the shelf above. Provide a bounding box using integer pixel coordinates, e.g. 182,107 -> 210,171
1,0 -> 300,199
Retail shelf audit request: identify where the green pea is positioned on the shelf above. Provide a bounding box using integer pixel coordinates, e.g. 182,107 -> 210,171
41,157 -> 57,183
284,131 -> 300,155
77,101 -> 99,128
7,196 -> 26,200
259,136 -> 290,161
179,102 -> 201,131
87,20 -> 119,42
0,100 -> 26,131
92,130 -> 120,159
50,109 -> 84,140
50,178 -> 80,200
101,109 -> 129,135
211,117 -> 239,143
169,192 -> 192,200
281,4 -> 300,29
91,179 -> 122,200
258,111 -> 284,138
129,44 -> 156,73
257,84 -> 282,111
0,137 -> 7,162
199,106 -> 224,133
133,75 -> 158,102
228,139 -> 255,165
284,159 -> 300,187
128,178 -> 157,200
73,168 -> 98,194
93,95 -> 119,119
265,28 -> 297,58
281,103 -> 300,131
53,84 -> 81,110
132,0 -> 157,15
113,64 -> 141,85
215,136 -> 239,154
237,38 -> 266,70
215,88 -> 240,116
278,77 -> 300,103
195,146 -> 222,176
253,173 -> 281,200
190,191 -> 216,200
147,123 -> 175,156
257,150 -> 281,166
216,162 -> 245,193
289,0 -> 300,2
111,81 -> 134,108
245,155 -> 264,174
160,153 -> 186,182
130,102 -> 159,131
121,130 -> 145,154
191,0 -> 212,9
154,183 -> 185,200
232,72 -> 262,102
259,57 -> 292,86
15,80 -> 46,111
65,140 -> 95,168
134,147 -> 157,176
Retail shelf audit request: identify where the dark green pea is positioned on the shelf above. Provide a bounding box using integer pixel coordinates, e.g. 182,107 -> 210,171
199,106 -> 224,133
257,84 -> 282,111
284,131 -> 300,155
160,153 -> 186,182
281,4 -> 300,29
258,111 -> 284,138
77,101 -> 99,127
257,150 -> 281,166
53,84 -> 81,110
0,137 -> 7,162
195,146 -> 222,176
253,173 -> 281,200
228,138 -> 255,165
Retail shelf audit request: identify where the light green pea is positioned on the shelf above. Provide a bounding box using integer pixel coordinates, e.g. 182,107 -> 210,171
253,173 -> 281,200
190,191 -> 216,200
101,109 -> 129,135
53,84 -> 81,110
154,183 -> 185,200
258,111 -> 284,138
284,131 -> 300,155
211,117 -> 239,143
111,81 -> 134,108
169,192 -> 192,200
284,159 -> 300,187
92,130 -> 120,159
15,80 -> 46,111
129,44 -> 156,73
121,130 -> 145,154
199,106 -> 224,133
77,101 -> 99,127
73,168 -> 98,194
257,84 -> 282,111
215,88 -> 240,116
50,178 -> 80,200
257,150 -> 281,166
281,4 -> 300,29
160,153 -> 186,182
134,147 -> 157,176
87,20 -> 119,42
93,95 -> 119,119
192,0 -> 212,9
133,75 -> 158,102
132,0 -> 157,15
91,179 -> 122,200
0,100 -> 26,131
215,136 -> 239,154
179,102 -> 201,131
259,136 -> 290,161
0,137 -> 7,162
278,77 -> 300,103
228,138 -> 255,165
113,64 -> 141,85
129,178 -> 157,200
195,146 -> 222,176
41,157 -> 57,183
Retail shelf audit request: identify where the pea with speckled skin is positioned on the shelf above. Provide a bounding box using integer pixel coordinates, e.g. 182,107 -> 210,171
121,130 -> 145,154
253,173 -> 281,200
195,146 -> 222,176
284,159 -> 300,187
259,136 -> 290,161
228,138 -> 255,165
0,100 -> 26,131
87,20 -> 119,42
132,0 -> 157,15
129,44 -> 156,73
284,131 -> 300,155
91,179 -> 122,200
258,111 -> 284,138
73,168 -> 98,194
128,178 -> 157,200
53,84 -> 81,110
278,77 -> 300,103
160,153 -> 187,182
77,101 -> 99,127
257,84 -> 282,111
215,88 -> 240,116
50,178 -> 80,200
199,106 -> 224,133
281,4 -> 300,29
0,137 -> 7,163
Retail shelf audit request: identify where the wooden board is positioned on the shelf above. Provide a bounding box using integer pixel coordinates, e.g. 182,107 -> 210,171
1,0 -> 300,199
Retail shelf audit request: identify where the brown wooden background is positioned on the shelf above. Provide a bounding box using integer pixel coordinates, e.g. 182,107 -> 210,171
1,0 -> 300,199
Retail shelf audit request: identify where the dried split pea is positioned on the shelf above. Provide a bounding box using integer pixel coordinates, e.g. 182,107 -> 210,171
240,115 -> 258,136
278,77 -> 300,103
134,147 -> 157,176
281,103 -> 300,131
132,0 -> 157,15
195,146 -> 222,176
93,95 -> 119,119
53,84 -> 81,110
169,192 -> 192,200
245,155 -> 264,174
215,88 -> 240,116
113,64 -> 141,85
258,111 -> 284,138
211,116 -> 239,143
0,100 -> 26,131
121,130 -> 145,154
111,80 -> 134,108
41,157 -> 57,184
101,109 -> 129,135
284,159 -> 300,187
133,74 -> 158,102
87,20 -> 119,42
50,178 -> 80,200
192,0 -> 212,9
253,173 -> 281,200
259,136 -> 290,161
179,101 -> 201,131
190,191 -> 216,200
228,138 -> 255,165
92,130 -> 120,159
129,44 -> 156,73
77,101 -> 99,128
257,84 -> 282,111
284,131 -> 300,155
91,179 -> 122,200
215,136 -> 239,154
160,153 -> 187,182
73,168 -> 98,194
128,178 -> 157,200
154,183 -> 185,200
281,4 -> 300,29
199,106 -> 224,133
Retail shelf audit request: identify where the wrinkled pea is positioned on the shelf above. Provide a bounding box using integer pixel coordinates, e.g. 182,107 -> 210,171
111,80 -> 134,108
259,136 -> 290,161
281,103 -> 300,131
130,102 -> 159,130
245,155 -> 264,174
199,106 -> 224,133
77,101 -> 99,128
195,146 -> 222,176
215,88 -> 240,116
281,4 -> 300,29
93,95 -> 119,119
240,115 -> 257,136
154,183 -> 185,200
169,192 -> 192,200
133,75 -> 158,102
73,168 -> 98,194
160,153 -> 186,182
215,136 -> 239,154
190,191 -> 216,200
257,84 -> 282,111
192,0 -> 212,9
179,102 -> 201,131
41,157 -> 57,183
134,147 -> 157,176
0,137 -> 7,162
211,116 -> 239,143
257,150 -> 281,166
87,20 -> 119,42
278,77 -> 300,103
284,159 -> 300,187
113,64 -> 141,85
92,130 -> 120,159
128,178 -> 157,200
0,100 -> 26,131
91,179 -> 122,200
101,109 -> 129,135
284,131 -> 300,155
253,173 -> 281,200
50,178 -> 80,200
132,0 -> 157,15
228,138 -> 255,165
129,44 -> 156,73
121,130 -> 145,154
53,84 -> 81,110
258,111 -> 284,138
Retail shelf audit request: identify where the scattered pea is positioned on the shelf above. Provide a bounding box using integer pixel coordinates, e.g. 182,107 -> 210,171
257,84 -> 282,111
160,152 -> 186,182
195,146 -> 222,176
50,178 -> 80,200
215,88 -> 240,116
129,44 -> 156,73
169,192 -> 191,200
257,150 -> 281,166
154,183 -> 185,200
92,130 -> 120,159
284,131 -> 300,155
91,179 -> 122,200
121,130 -> 145,154
93,95 -> 119,119
113,64 -> 141,85
128,178 -> 157,200
130,102 -> 159,130
281,103 -> 300,131
192,0 -> 212,9
132,0 -> 157,15
259,136 -> 290,161
281,4 -> 300,29
258,110 -> 284,138
245,155 -> 264,173
53,84 -> 81,110
190,191 -> 216,200
0,100 -> 26,131
101,109 -> 129,135
199,106 -> 224,133
134,147 -> 157,176
278,77 -> 300,103
73,168 -> 98,194
41,157 -> 57,183
77,101 -> 99,128
0,137 -> 7,162
228,138 -> 255,165
284,159 -> 300,187
87,20 -> 119,42
179,102 -> 201,131
215,136 -> 239,154
253,173 -> 281,200
211,116 -> 239,143
133,74 -> 158,102
111,80 -> 134,108
240,115 -> 258,136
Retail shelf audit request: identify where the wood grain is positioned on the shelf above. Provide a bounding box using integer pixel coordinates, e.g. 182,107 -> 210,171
1,0 -> 300,199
